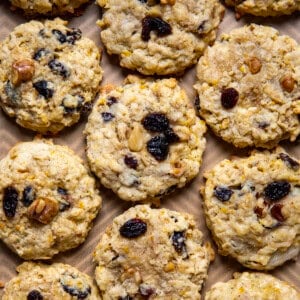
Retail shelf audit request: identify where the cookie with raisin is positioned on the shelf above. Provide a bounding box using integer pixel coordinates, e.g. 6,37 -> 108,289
0,18 -> 103,134
97,0 -> 224,75
84,75 -> 207,202
93,205 -> 214,299
0,139 -> 102,260
202,147 -> 300,270
194,24 -> 300,148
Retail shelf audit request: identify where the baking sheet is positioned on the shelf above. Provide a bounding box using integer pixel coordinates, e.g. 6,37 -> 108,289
0,1 -> 299,297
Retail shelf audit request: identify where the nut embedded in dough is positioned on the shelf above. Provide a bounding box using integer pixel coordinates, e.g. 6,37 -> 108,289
11,59 -> 35,86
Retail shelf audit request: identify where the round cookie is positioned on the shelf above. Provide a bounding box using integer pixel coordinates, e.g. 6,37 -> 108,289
205,272 -> 300,300
84,76 -> 207,202
225,0 -> 300,17
0,18 -> 103,134
97,0 -> 224,75
9,0 -> 90,16
0,139 -> 102,260
194,24 -> 300,148
202,147 -> 300,270
3,262 -> 100,299
93,204 -> 214,299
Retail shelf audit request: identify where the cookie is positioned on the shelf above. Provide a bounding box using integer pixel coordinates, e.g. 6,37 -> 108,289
225,0 -> 300,17
202,147 -> 300,270
96,0 -> 224,75
205,272 -> 300,300
9,0 -> 90,16
84,76 -> 206,202
93,204 -> 214,299
0,139 -> 102,260
0,18 -> 103,134
194,24 -> 300,148
2,262 -> 100,299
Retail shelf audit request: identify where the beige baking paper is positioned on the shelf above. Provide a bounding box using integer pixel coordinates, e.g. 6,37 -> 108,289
0,1 -> 299,297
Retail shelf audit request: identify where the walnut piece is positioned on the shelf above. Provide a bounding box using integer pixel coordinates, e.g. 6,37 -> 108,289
11,59 -> 35,86
247,57 -> 262,74
128,123 -> 143,152
280,75 -> 295,93
27,197 -> 59,224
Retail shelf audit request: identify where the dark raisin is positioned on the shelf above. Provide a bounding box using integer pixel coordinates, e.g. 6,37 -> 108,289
138,0 -> 147,2
264,181 -> 291,201
33,48 -> 49,61
279,153 -> 299,171
164,128 -> 180,144
107,96 -> 118,106
254,206 -> 263,218
3,186 -> 18,218
142,113 -> 169,132
147,135 -> 169,161
48,59 -> 70,78
5,80 -> 21,103
194,96 -> 200,111
33,80 -> 54,99
270,204 -> 285,222
118,296 -> 132,300
124,155 -> 138,169
120,218 -> 147,238
57,187 -> 71,211
80,101 -> 93,117
22,186 -> 36,207
214,186 -> 233,202
52,29 -> 67,43
141,16 -> 172,41
221,88 -> 239,109
27,290 -> 43,300
155,184 -> 177,197
171,231 -> 188,258
102,112 -> 115,122
62,95 -> 84,114
39,29 -> 46,38
60,274 -> 91,299
66,28 -> 82,44
139,284 -> 155,297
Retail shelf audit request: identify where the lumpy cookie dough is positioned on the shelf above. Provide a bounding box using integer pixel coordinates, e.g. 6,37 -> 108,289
0,139 -> 102,260
225,0 -> 300,17
2,262 -> 100,300
93,205 -> 214,299
194,24 -> 300,148
205,272 -> 300,300
202,147 -> 300,270
9,0 -> 90,16
85,76 -> 206,202
97,0 -> 224,75
0,18 -> 103,134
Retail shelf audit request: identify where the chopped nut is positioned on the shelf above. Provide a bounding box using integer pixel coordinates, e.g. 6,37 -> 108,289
280,75 -> 295,93
247,57 -> 262,74
128,123 -> 143,152
11,59 -> 35,86
27,197 -> 59,224
163,262 -> 175,272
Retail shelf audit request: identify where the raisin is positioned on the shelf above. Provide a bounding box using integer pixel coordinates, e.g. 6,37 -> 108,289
22,186 -> 36,207
279,153 -> 299,171
27,290 -> 43,300
52,29 -> 67,43
80,101 -> 93,117
124,155 -> 138,169
138,0 -> 147,2
254,206 -> 263,218
66,28 -> 82,44
62,95 -> 84,114
264,181 -> 291,201
270,204 -> 285,222
120,218 -> 147,238
141,16 -> 172,41
33,48 -> 49,61
118,296 -> 132,300
57,187 -> 71,211
171,231 -> 188,258
107,96 -> 118,106
3,186 -> 18,218
147,135 -> 169,161
33,80 -> 54,99
164,128 -> 180,144
48,59 -> 70,78
60,273 -> 91,299
155,184 -> 177,197
5,80 -> 21,103
102,112 -> 115,122
221,88 -> 239,109
214,186 -> 233,202
139,284 -> 155,297
142,113 -> 169,132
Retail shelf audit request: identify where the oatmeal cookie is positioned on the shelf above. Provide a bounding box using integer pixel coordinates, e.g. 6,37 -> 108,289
93,204 -> 214,299
194,24 -> 300,148
0,139 -> 102,260
84,76 -> 206,202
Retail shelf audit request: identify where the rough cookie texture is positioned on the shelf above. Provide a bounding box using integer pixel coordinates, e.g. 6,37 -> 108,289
0,139 -> 102,260
85,76 -> 206,202
2,262 -> 100,299
225,0 -> 300,17
194,24 -> 300,148
96,0 -> 224,75
205,272 -> 300,300
94,205 -> 213,299
202,147 -> 300,270
0,18 -> 103,133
